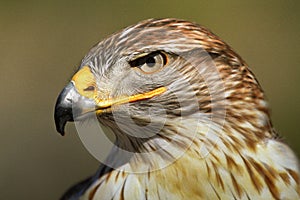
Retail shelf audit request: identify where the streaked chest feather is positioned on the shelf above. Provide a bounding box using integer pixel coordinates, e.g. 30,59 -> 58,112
81,136 -> 300,200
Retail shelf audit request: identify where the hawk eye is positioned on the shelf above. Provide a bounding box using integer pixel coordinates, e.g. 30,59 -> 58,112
130,51 -> 168,73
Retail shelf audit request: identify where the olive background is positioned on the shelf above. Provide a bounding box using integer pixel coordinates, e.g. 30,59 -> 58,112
0,1 -> 299,199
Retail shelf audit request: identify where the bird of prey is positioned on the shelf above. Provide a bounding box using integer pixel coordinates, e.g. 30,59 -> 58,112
54,18 -> 300,199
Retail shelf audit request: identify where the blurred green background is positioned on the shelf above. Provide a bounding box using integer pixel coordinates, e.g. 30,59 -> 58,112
0,0 -> 299,199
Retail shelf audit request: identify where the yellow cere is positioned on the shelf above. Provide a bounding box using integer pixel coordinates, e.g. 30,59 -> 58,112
72,66 -> 96,99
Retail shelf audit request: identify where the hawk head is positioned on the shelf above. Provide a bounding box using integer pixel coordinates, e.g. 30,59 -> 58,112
54,18 -> 272,158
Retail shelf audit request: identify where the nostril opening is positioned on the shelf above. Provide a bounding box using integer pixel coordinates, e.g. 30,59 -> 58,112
84,86 -> 95,91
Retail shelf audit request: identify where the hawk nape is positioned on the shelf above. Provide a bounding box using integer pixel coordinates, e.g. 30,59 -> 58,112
54,18 -> 300,199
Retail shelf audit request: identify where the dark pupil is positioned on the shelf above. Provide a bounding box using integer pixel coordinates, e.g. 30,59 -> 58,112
145,56 -> 155,67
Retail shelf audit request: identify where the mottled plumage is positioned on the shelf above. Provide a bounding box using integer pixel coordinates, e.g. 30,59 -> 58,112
54,18 -> 300,199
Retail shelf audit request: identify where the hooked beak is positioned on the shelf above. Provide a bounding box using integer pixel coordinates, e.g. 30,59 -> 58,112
55,64 -> 167,136
54,82 -> 95,136
54,82 -> 167,136
54,83 -> 77,135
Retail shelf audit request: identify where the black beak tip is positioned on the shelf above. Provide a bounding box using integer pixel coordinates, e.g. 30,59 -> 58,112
54,106 -> 74,136
55,117 -> 66,136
